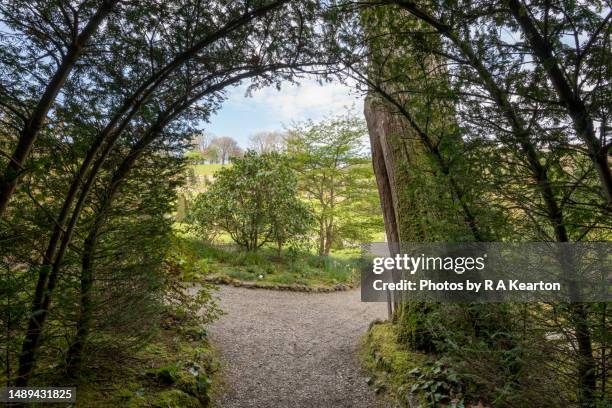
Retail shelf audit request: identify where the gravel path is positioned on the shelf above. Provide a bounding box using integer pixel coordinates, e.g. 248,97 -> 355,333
208,285 -> 388,408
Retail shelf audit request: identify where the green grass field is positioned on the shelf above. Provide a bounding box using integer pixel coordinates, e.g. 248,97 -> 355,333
186,164 -> 228,191
191,163 -> 226,176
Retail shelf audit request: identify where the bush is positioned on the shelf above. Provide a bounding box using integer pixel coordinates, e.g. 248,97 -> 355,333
187,151 -> 314,252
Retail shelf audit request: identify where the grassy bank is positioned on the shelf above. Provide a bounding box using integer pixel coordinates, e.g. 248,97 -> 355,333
192,163 -> 226,176
360,321 -> 483,408
360,321 -> 430,407
178,236 -> 362,290
72,323 -> 217,408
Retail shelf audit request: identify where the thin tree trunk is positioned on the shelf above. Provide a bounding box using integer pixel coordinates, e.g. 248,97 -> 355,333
323,222 -> 333,256
571,303 -> 597,406
318,218 -> 326,256
64,226 -> 97,376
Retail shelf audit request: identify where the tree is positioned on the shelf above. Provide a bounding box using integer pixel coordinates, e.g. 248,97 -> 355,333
193,131 -> 214,155
203,144 -> 221,164
185,149 -> 205,164
287,115 -> 383,256
369,2 -> 606,403
353,5 -> 511,245
187,132 -> 215,164
210,136 -> 241,164
189,151 -> 313,251
335,0 -> 610,404
64,150 -> 183,376
504,0 -> 612,203
249,131 -> 286,153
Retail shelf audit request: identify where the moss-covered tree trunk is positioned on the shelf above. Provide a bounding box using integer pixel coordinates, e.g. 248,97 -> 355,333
364,96 -> 427,245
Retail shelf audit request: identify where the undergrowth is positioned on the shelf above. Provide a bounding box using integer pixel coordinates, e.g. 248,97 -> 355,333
68,320 -> 218,408
23,240 -> 223,408
178,236 -> 361,288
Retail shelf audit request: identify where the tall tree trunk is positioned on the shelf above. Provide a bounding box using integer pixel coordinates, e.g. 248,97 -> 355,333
365,96 -> 400,245
0,0 -> 117,218
323,222 -> 333,256
365,83 -> 485,242
364,94 -> 427,314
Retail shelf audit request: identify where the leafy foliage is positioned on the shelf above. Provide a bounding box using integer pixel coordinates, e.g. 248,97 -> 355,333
0,0 -> 349,396
287,115 -> 384,255
188,151 -> 314,251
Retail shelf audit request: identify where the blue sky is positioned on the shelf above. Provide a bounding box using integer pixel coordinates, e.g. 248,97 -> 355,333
203,78 -> 364,148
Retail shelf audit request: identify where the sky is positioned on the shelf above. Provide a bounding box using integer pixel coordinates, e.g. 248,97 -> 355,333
203,78 -> 364,148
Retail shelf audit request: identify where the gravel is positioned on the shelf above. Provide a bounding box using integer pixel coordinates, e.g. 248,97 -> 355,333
208,285 -> 388,408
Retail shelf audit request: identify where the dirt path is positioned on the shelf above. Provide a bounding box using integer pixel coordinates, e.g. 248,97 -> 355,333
208,285 -> 388,408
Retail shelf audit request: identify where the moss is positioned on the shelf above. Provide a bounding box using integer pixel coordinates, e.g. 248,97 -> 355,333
151,389 -> 201,408
176,371 -> 212,405
67,322 -> 216,407
115,388 -> 135,400
395,302 -> 439,352
360,321 -> 430,407
146,364 -> 181,385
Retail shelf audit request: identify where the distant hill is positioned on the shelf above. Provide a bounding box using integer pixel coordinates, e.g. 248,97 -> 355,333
186,163 -> 228,192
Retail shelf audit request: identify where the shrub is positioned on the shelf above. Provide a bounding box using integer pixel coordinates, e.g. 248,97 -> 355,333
187,152 -> 314,251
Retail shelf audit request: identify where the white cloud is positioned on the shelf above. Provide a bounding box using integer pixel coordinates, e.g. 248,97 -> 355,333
205,77 -> 367,147
226,78 -> 363,124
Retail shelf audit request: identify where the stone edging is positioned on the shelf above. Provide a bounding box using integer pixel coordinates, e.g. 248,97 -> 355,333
202,274 -> 354,292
